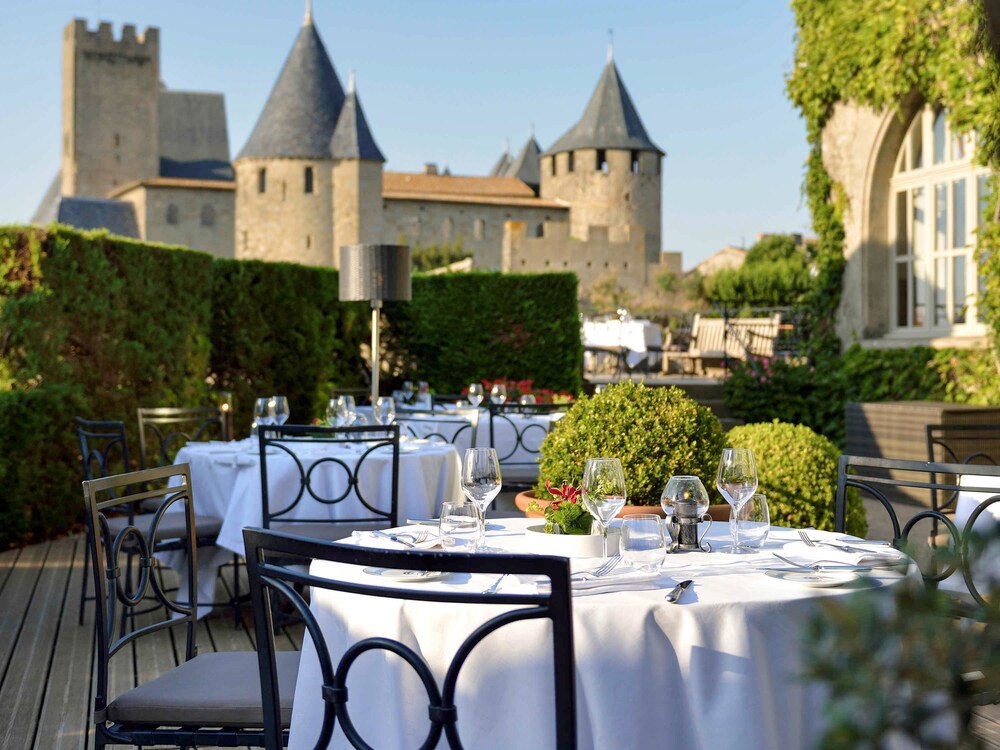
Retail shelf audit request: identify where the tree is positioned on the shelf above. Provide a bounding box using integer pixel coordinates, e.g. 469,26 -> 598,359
745,234 -> 803,265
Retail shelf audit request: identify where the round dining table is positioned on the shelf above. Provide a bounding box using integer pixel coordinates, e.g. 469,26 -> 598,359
287,518 -> 913,750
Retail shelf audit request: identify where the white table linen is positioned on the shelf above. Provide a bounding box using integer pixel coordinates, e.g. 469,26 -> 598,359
583,319 -> 662,369
166,437 -> 461,617
939,474 -> 1000,596
287,519 -> 911,750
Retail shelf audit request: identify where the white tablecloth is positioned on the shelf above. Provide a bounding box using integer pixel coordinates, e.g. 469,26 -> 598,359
582,319 -> 662,369
287,519 -> 910,749
168,438 -> 461,616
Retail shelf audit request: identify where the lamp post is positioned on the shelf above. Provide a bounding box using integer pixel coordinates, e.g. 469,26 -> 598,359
338,244 -> 412,407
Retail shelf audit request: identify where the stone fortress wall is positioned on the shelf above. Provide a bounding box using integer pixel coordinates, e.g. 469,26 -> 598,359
116,182 -> 235,258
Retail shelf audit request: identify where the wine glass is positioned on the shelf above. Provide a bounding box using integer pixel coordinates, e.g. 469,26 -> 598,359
254,397 -> 272,429
325,398 -> 339,426
467,383 -> 484,407
335,395 -> 357,426
374,396 -> 395,427
581,457 -> 627,558
460,448 -> 502,550
271,396 -> 290,426
489,383 -> 507,405
716,448 -> 758,554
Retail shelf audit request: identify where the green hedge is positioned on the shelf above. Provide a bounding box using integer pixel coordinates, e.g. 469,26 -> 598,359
0,226 -> 582,548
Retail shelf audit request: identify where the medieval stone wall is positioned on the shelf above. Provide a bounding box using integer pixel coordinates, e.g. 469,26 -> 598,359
332,160 -> 383,264
118,184 -> 234,258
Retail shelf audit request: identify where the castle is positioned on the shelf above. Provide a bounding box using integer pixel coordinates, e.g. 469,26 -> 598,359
35,9 -> 675,291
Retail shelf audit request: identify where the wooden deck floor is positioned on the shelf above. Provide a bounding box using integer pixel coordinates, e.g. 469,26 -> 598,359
2,533 -> 999,749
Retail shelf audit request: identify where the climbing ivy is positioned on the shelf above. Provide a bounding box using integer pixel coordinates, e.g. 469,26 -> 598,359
787,0 -> 1000,352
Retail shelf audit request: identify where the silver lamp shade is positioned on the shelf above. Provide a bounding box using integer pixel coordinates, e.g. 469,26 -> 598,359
338,244 -> 412,406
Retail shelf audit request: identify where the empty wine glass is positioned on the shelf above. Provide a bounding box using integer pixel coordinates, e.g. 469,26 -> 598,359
581,457 -> 627,558
716,448 -> 758,554
254,397 -> 272,429
489,383 -> 507,405
460,448 -> 502,550
335,395 -> 357,426
374,397 -> 396,427
467,383 -> 485,407
271,396 -> 290,426
324,398 -> 339,427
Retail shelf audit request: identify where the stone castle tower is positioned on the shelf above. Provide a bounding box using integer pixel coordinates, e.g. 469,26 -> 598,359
61,20 -> 160,198
539,47 -> 663,267
234,5 -> 384,267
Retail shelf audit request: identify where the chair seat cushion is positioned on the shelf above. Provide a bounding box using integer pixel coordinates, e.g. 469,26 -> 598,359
107,512 -> 223,542
106,651 -> 298,727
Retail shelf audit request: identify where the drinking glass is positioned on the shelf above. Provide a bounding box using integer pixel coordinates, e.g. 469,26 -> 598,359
374,397 -> 396,427
731,493 -> 770,550
254,397 -> 272,428
439,502 -> 480,550
271,396 -> 290,426
620,514 -> 666,571
581,457 -> 627,558
335,395 -> 357,426
489,383 -> 507,405
324,398 -> 339,427
460,448 -> 502,550
716,448 -> 758,553
467,383 -> 484,407
519,393 -> 536,406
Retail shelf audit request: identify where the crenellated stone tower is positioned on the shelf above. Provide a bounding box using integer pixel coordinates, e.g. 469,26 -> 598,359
539,46 -> 663,266
233,4 -> 345,266
61,20 -> 160,198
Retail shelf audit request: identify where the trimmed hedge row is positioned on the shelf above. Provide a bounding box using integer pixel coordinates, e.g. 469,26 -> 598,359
0,226 -> 582,548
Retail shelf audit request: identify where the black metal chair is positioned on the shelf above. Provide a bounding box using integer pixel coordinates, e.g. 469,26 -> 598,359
834,454 -> 1000,610
259,423 -> 401,539
396,408 -> 480,451
926,423 -> 1000,522
487,402 -> 567,490
243,527 -> 577,750
82,463 -> 299,748
137,405 -> 231,469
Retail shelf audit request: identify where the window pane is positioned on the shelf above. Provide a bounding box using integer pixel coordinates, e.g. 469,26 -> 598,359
935,183 -> 947,251
953,255 -> 967,324
911,116 -> 923,169
951,132 -> 966,161
934,256 -> 947,326
953,179 -> 966,247
913,260 -> 926,327
933,109 -> 946,164
979,174 -> 992,226
896,262 -> 909,327
912,187 -> 925,258
895,191 -> 908,256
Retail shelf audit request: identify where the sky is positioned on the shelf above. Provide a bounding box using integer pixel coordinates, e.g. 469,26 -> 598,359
0,0 -> 812,270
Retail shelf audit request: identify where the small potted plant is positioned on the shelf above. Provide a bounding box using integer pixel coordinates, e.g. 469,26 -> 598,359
526,481 -> 594,535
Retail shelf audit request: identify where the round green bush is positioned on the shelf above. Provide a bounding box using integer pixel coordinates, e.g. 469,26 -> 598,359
726,420 -> 867,536
535,382 -> 725,506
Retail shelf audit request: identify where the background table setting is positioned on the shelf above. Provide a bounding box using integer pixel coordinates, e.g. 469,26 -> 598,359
287,515 -> 914,749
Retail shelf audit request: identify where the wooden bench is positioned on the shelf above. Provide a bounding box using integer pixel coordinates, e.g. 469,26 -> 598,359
665,313 -> 781,375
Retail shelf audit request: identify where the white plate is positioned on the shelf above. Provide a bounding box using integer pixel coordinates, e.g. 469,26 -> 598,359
765,570 -> 858,587
363,567 -> 447,582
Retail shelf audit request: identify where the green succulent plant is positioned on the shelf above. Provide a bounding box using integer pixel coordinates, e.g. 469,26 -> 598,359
726,420 -> 867,537
535,382 -> 726,506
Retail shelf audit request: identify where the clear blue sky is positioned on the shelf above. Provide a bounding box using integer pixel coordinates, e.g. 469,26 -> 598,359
0,0 -> 811,269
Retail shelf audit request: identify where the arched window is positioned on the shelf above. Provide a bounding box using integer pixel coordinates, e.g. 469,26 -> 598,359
166,204 -> 179,225
442,217 -> 454,241
200,204 -> 215,227
890,106 -> 989,332
473,218 -> 485,241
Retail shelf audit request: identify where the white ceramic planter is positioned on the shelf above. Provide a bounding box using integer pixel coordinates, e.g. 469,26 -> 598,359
525,524 -> 621,558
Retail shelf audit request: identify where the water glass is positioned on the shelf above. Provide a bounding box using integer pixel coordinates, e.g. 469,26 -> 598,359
620,514 -> 666,571
489,383 -> 507,405
374,397 -> 396,426
581,457 -> 627,558
731,493 -> 770,550
439,502 -> 480,550
467,383 -> 484,407
325,398 -> 339,426
254,397 -> 272,428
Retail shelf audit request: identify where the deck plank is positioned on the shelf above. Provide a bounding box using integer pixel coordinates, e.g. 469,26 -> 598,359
0,546 -> 22,594
33,536 -> 95,750
0,542 -> 49,684
0,538 -> 74,750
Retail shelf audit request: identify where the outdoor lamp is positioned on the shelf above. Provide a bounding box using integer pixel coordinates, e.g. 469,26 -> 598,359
338,244 -> 412,407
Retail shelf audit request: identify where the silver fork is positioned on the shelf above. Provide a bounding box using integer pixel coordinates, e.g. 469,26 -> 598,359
771,552 -> 871,572
576,554 -> 622,580
797,529 -> 893,556
371,530 -> 430,548
482,573 -> 508,594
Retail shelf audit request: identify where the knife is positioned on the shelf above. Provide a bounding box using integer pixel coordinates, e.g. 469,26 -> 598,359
664,579 -> 693,603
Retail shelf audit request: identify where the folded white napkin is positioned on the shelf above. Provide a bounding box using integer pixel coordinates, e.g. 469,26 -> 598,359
535,569 -> 664,596
780,540 -> 906,568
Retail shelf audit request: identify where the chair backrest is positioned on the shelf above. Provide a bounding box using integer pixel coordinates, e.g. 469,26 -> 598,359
76,417 -> 131,481
137,405 -> 230,468
926,423 -> 1000,518
243,527 -> 576,750
689,314 -> 781,359
82,463 -> 200,721
834,454 -> 1000,607
396,409 -> 479,451
487,403 -> 566,483
259,423 -> 401,533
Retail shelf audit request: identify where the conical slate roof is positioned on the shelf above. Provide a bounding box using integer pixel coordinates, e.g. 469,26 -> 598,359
488,143 -> 511,177
330,76 -> 385,162
544,57 -> 663,156
503,134 -> 542,188
237,17 -> 345,160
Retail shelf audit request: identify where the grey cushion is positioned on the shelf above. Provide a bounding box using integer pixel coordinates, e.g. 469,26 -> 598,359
106,651 -> 298,727
107,512 -> 223,542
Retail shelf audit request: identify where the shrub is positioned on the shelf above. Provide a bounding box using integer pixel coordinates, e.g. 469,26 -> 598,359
726,420 -> 867,537
535,382 -> 725,506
